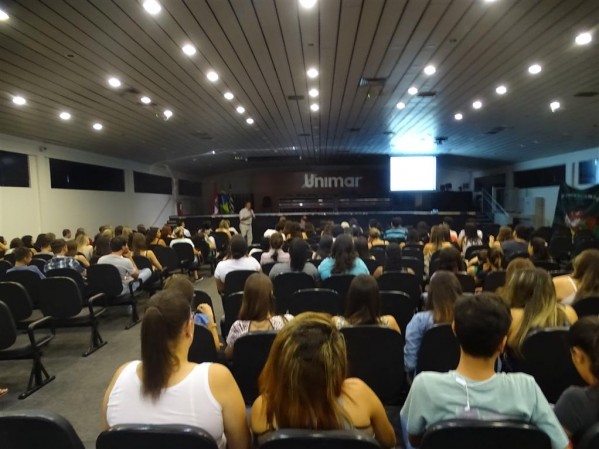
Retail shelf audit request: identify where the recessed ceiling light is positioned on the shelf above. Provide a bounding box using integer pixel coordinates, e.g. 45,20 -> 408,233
182,44 -> 196,56
143,0 -> 161,15
528,64 -> 542,75
454,113 -> 463,121
575,32 -> 592,46
59,112 -> 71,120
246,118 -> 254,125
206,71 -> 219,82
424,65 -> 436,75
550,101 -> 560,112
163,109 -> 173,119
472,100 -> 482,109
0,9 -> 9,21
408,86 -> 418,95
236,106 -> 245,114
495,85 -> 507,95
309,88 -> 319,98
12,96 -> 26,106
307,68 -> 319,78
92,123 -> 103,131
211,150 -> 216,155
224,92 -> 234,100
108,77 -> 121,88
396,101 -> 406,110
299,0 -> 317,8
310,103 -> 319,111
140,96 -> 151,104
484,0 -> 497,3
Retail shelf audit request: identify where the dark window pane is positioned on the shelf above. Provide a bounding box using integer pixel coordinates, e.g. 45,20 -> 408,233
0,150 -> 30,187
178,179 -> 202,196
134,171 -> 172,194
50,159 -> 125,191
579,159 -> 598,185
514,165 -> 565,188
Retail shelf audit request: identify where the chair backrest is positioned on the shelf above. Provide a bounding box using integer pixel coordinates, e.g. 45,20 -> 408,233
3,253 -> 16,265
578,422 -> 599,449
5,270 -> 42,308
33,253 -> 53,261
222,291 -> 244,339
212,232 -> 229,252
0,260 -> 12,280
251,251 -> 263,263
188,324 -> 218,364
192,290 -> 215,317
195,239 -> 213,260
510,327 -> 586,403
573,238 -> 599,257
262,262 -> 276,276
0,409 -> 85,449
0,282 -> 34,322
402,245 -> 424,259
224,270 -> 256,297
172,242 -> 194,266
572,296 -> 599,318
28,258 -> 47,271
379,290 -> 416,335
272,272 -> 316,314
321,275 -> 354,304
45,268 -> 87,297
401,256 -> 424,282
416,324 -> 460,374
87,264 -> 123,297
96,424 -> 218,449
533,260 -> 561,272
0,300 -> 18,350
132,255 -> 153,272
233,331 -> 277,404
420,419 -> 551,449
152,246 -> 181,273
506,251 -> 530,263
289,288 -> 342,316
464,245 -> 488,261
38,277 -> 83,319
370,245 -> 387,265
362,258 -> 381,275
377,272 -> 420,306
259,428 -> 381,449
483,271 -> 506,292
455,273 -> 476,293
341,326 -> 405,405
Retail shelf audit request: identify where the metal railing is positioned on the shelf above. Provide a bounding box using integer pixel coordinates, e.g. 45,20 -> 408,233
481,190 -> 511,225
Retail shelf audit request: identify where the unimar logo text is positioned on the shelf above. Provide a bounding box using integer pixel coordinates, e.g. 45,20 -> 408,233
301,173 -> 362,188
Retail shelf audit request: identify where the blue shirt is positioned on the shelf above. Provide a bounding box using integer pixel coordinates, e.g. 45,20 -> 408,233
317,257 -> 369,280
44,256 -> 85,274
7,265 -> 46,279
384,227 -> 408,241
404,311 -> 435,373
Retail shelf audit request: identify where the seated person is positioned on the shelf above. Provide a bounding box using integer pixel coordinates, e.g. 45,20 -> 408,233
317,235 -> 369,281
528,237 -> 553,264
384,217 -> 408,242
102,289 -> 249,449
225,273 -> 292,359
250,312 -> 396,449
269,238 -> 319,281
36,233 -> 55,255
214,235 -> 261,293
466,248 -> 503,283
98,237 -> 152,295
44,239 -> 86,275
554,317 -> 599,446
501,224 -> 531,260
333,275 -> 400,333
260,232 -> 289,266
66,240 -> 90,269
6,246 -> 45,279
367,228 -> 387,248
400,293 -> 569,449
312,234 -> 333,260
553,249 -> 599,304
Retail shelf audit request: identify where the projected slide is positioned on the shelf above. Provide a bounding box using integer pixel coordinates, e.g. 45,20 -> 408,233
390,156 -> 437,191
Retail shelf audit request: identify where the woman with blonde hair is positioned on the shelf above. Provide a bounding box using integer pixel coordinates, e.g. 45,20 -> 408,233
423,225 -> 452,276
250,312 -> 396,448
554,249 -> 599,304
215,220 -> 232,240
75,231 -> 93,260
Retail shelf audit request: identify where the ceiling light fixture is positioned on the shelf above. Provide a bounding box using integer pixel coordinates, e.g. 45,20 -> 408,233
575,32 -> 592,46
424,65 -> 436,75
163,109 -> 173,120
550,101 -> 560,112
307,67 -> 319,78
396,101 -> 406,110
408,86 -> 418,95
143,0 -> 161,15
495,85 -> 507,95
140,96 -> 151,104
108,77 -> 121,88
528,64 -> 542,75
206,71 -> 219,82
246,118 -> 254,124
182,44 -> 196,56
309,88 -> 319,98
211,150 -> 216,155
472,100 -> 482,109
224,92 -> 234,100
454,113 -> 463,121
12,96 -> 26,105
236,106 -> 245,114
59,112 -> 71,120
0,9 -> 9,21
299,0 -> 317,8
310,103 -> 319,111
92,123 -> 103,131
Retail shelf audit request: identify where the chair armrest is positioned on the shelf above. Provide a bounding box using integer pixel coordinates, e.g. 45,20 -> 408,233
27,315 -> 55,347
87,292 -> 106,315
128,278 -> 143,296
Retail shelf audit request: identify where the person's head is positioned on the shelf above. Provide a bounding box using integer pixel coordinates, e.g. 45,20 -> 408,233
21,235 -> 34,248
75,232 -> 89,248
230,235 -> 248,259
39,233 -> 52,250
9,237 -> 23,249
504,257 -> 534,286
497,226 -> 513,243
62,229 -> 71,239
94,235 -> 111,257
173,226 -> 185,239
160,225 -> 172,239
163,274 -> 195,303
354,236 -> 371,260
13,246 -> 33,264
486,247 -> 504,270
331,225 -> 345,238
384,243 -> 402,271
101,228 -> 114,239
391,217 -> 402,228
289,238 -> 309,272
572,249 -> 599,302
258,312 -> 348,430
427,271 -> 462,323
131,232 -> 148,254
464,223 -> 479,241
33,233 -> 46,250
429,225 -> 448,248
137,224 -> 147,235
275,220 -> 286,233
317,235 -> 333,259
453,293 -> 512,359
345,275 -> 381,325
514,224 -> 531,241
406,228 -> 420,244
141,290 -> 194,400
438,247 -> 463,273
368,219 -> 380,230
75,228 -> 86,236
368,228 -> 381,241
567,317 -> 599,387
443,216 -> 454,229
330,234 -> 356,274
110,236 -> 128,254
66,240 -> 78,257
50,239 -> 67,255
218,219 -> 228,230
245,201 -> 252,210
287,222 -> 303,239
114,225 -> 124,237
177,219 -> 186,228
239,273 -> 274,321
269,232 -> 284,262
528,237 -> 549,260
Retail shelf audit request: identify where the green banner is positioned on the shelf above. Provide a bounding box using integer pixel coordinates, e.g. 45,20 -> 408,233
553,183 -> 599,239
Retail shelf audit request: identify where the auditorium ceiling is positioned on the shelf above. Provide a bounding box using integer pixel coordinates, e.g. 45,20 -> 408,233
0,0 -> 597,175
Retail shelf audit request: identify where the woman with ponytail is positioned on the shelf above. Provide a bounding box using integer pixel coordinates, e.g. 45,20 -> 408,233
554,317 -> 599,445
102,289 -> 250,449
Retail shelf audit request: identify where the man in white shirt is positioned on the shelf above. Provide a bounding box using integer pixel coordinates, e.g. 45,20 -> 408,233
239,202 -> 255,244
98,237 -> 152,295
214,235 -> 260,293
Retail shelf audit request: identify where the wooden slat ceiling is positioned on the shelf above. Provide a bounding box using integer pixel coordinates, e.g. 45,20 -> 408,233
0,0 -> 597,176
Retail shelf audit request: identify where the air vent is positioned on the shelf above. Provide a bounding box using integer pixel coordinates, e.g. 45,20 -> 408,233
288,95 -> 305,101
359,77 -> 387,87
347,127 -> 361,132
435,136 -> 448,144
485,126 -> 506,135
298,133 -> 311,137
573,91 -> 598,97
417,91 -> 436,97
190,131 -> 213,140
123,87 -> 141,95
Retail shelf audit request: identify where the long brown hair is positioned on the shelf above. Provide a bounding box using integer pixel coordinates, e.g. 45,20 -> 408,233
427,271 -> 462,323
238,273 -> 275,321
140,290 -> 190,401
258,312 -> 349,430
344,275 -> 381,325
567,317 -> 599,392
269,232 -> 284,262
573,249 -> 599,302
331,234 -> 357,274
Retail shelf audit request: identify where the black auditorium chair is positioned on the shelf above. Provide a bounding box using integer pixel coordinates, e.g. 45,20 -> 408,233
483,271 -> 506,292
508,328 -> 585,404
533,260 -> 561,272
232,331 -> 277,405
322,275 -> 354,305
0,281 -> 45,330
172,242 -> 198,276
261,262 -> 276,276
97,424 -> 218,449
32,253 -> 53,262
46,268 -> 89,300
0,300 -> 55,399
0,410 -> 85,449
195,239 -> 215,274
132,256 -> 162,293
5,270 -> 43,308
370,245 -> 387,265
188,324 -> 218,364
455,273 -> 476,294
402,245 -> 424,261
87,264 -> 142,329
420,419 -> 551,449
578,423 -> 599,449
572,296 -> 599,318
377,272 -> 421,307
38,277 -> 107,357
259,429 -> 380,449
362,258 -> 381,275
272,272 -> 316,314
506,251 -> 530,263
289,288 -> 342,316
151,246 -> 183,277
416,324 -> 460,374
28,258 -> 47,271
192,289 -> 216,318
224,270 -> 256,297
212,232 -> 230,256
401,256 -> 424,282
251,250 -> 263,263
3,253 -> 16,265
341,326 -> 405,405
379,290 -> 416,335
221,291 -> 243,340
0,259 -> 12,280
464,245 -> 488,261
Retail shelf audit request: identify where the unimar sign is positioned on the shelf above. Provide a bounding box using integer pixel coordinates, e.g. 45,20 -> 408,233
301,173 -> 363,189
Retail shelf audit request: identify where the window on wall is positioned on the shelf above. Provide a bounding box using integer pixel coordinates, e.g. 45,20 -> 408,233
49,159 -> 125,191
178,179 -> 202,196
0,150 -> 30,187
579,159 -> 599,185
133,171 -> 172,194
513,165 -> 565,188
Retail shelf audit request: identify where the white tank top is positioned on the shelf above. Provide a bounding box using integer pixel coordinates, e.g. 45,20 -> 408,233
106,361 -> 226,449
